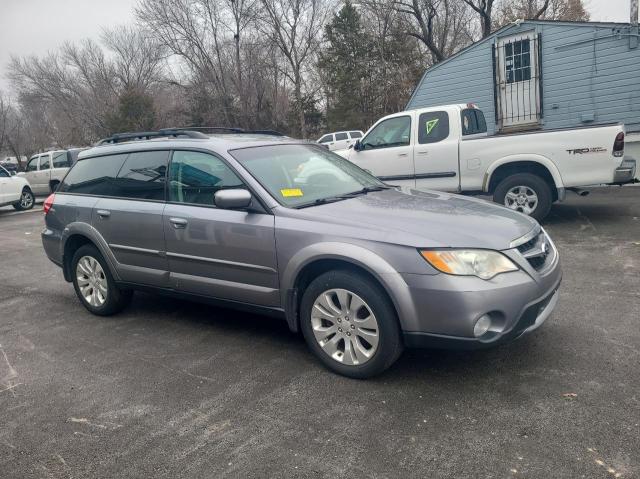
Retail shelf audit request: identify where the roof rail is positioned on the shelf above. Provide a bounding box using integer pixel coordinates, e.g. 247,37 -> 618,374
172,126 -> 286,137
96,128 -> 208,145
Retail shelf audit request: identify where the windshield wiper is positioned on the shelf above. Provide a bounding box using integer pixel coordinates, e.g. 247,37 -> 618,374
293,185 -> 391,209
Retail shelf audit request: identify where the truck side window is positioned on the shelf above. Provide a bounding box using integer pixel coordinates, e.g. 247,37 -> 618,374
418,111 -> 449,144
318,134 -> 333,143
26,157 -> 39,172
361,116 -> 411,150
461,109 -> 487,136
52,152 -> 70,168
335,132 -> 348,141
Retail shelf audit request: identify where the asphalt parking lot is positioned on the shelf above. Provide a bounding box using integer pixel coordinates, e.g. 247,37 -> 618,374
1,188 -> 639,478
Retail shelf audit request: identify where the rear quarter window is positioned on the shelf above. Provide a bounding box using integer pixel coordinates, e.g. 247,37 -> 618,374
461,108 -> 487,136
58,154 -> 128,196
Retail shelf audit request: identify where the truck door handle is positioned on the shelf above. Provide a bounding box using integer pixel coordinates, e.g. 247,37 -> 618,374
398,153 -> 408,157
169,217 -> 188,229
96,209 -> 111,218
417,151 -> 428,155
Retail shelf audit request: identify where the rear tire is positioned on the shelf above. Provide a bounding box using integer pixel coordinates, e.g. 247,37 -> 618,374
71,244 -> 132,316
300,270 -> 403,379
493,173 -> 552,222
13,188 -> 35,211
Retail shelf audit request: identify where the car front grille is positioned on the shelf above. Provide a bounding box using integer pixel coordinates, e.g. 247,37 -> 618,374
516,231 -> 554,272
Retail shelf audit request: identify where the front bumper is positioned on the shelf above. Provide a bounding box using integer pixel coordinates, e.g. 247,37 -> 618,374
399,242 -> 562,350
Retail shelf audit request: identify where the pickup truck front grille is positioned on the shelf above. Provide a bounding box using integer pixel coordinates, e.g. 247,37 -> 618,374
516,231 -> 554,272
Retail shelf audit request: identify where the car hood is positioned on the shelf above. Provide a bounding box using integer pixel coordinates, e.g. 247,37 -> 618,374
287,187 -> 538,250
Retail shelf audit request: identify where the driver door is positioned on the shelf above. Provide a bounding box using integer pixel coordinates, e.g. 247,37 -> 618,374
346,115 -> 415,187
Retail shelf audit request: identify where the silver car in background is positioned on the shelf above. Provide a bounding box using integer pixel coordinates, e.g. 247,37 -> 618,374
41,130 -> 561,378
20,148 -> 85,196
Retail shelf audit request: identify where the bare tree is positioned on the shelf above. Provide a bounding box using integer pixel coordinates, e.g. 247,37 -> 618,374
463,0 -> 495,38
394,0 -> 473,64
259,0 -> 328,137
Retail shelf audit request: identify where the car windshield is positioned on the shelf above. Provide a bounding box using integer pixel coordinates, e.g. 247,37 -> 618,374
231,144 -> 387,208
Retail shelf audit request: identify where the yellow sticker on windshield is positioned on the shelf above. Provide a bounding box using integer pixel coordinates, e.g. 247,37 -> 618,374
280,188 -> 304,197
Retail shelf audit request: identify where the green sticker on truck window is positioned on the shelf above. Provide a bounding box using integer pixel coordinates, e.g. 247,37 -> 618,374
425,119 -> 439,135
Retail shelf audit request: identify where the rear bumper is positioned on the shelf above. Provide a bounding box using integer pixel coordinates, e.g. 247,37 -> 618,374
42,227 -> 63,267
613,157 -> 637,184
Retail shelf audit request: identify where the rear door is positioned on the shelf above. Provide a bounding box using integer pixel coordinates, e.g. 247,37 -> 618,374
90,151 -> 170,287
413,110 -> 460,191
0,167 -> 10,203
163,150 -> 279,307
333,132 -> 350,150
32,153 -> 52,195
346,114 -> 415,186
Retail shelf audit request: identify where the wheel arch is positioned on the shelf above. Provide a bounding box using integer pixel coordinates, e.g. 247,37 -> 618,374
61,223 -> 121,283
484,156 -> 564,200
282,243 -> 413,333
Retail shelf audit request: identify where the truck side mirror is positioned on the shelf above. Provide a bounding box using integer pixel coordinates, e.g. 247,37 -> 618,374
353,139 -> 362,152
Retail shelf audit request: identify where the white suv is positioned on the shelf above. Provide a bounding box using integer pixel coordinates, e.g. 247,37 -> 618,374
0,165 -> 35,210
317,130 -> 364,151
20,148 -> 84,196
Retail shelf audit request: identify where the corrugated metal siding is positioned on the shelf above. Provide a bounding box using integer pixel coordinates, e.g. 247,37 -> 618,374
406,21 -> 640,134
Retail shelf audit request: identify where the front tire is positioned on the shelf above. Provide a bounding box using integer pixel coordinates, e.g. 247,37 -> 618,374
493,173 -> 552,222
13,188 -> 35,211
71,244 -> 132,316
300,270 -> 403,379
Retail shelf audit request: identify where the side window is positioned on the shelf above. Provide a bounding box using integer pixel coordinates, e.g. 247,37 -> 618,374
115,151 -> 169,200
349,131 -> 362,139
26,157 -> 39,172
39,155 -> 51,170
461,109 -> 487,136
318,134 -> 333,143
58,154 -> 128,195
0,167 -> 9,178
362,116 -> 411,150
335,132 -> 348,141
52,151 -> 70,168
169,151 -> 244,206
418,111 -> 450,144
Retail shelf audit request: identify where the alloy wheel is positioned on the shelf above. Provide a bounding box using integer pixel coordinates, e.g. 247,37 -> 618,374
504,185 -> 538,215
310,288 -> 379,366
76,256 -> 108,307
21,191 -> 34,209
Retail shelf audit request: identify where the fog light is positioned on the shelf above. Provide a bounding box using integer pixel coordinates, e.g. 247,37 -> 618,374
474,314 -> 492,337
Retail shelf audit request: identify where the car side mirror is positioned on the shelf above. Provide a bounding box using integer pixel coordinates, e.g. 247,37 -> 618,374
214,189 -> 252,210
353,139 -> 362,151
10,170 -> 16,176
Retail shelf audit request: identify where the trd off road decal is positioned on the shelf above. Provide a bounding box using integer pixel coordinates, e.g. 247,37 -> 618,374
566,147 -> 607,155
425,119 -> 439,135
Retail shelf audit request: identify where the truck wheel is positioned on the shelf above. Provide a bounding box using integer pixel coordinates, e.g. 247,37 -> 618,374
71,244 -> 133,316
493,173 -> 552,222
13,188 -> 35,211
300,270 -> 403,379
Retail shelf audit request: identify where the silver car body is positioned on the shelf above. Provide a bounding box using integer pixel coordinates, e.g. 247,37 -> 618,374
42,135 -> 561,348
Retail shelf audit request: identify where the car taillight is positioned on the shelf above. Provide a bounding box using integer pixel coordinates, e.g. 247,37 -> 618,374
43,193 -> 55,214
613,132 -> 624,157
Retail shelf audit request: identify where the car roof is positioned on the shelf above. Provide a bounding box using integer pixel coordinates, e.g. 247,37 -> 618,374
78,134 -> 307,160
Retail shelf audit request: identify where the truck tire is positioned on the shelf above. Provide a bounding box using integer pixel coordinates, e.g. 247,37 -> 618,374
300,269 -> 403,379
12,188 -> 35,211
493,173 -> 552,222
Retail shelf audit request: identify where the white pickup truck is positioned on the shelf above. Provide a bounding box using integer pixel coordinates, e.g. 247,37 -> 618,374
335,104 -> 637,220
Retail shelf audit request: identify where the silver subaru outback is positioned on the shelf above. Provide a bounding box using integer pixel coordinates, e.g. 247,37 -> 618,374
42,129 -> 561,378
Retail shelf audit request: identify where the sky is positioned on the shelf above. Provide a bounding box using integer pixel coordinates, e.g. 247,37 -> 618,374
0,0 -> 634,92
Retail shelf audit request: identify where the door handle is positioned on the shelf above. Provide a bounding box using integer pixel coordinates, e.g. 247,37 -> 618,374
398,153 -> 408,157
416,151 -> 428,155
96,209 -> 111,218
169,217 -> 188,229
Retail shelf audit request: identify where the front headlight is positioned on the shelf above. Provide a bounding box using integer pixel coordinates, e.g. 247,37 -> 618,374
419,249 -> 518,280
